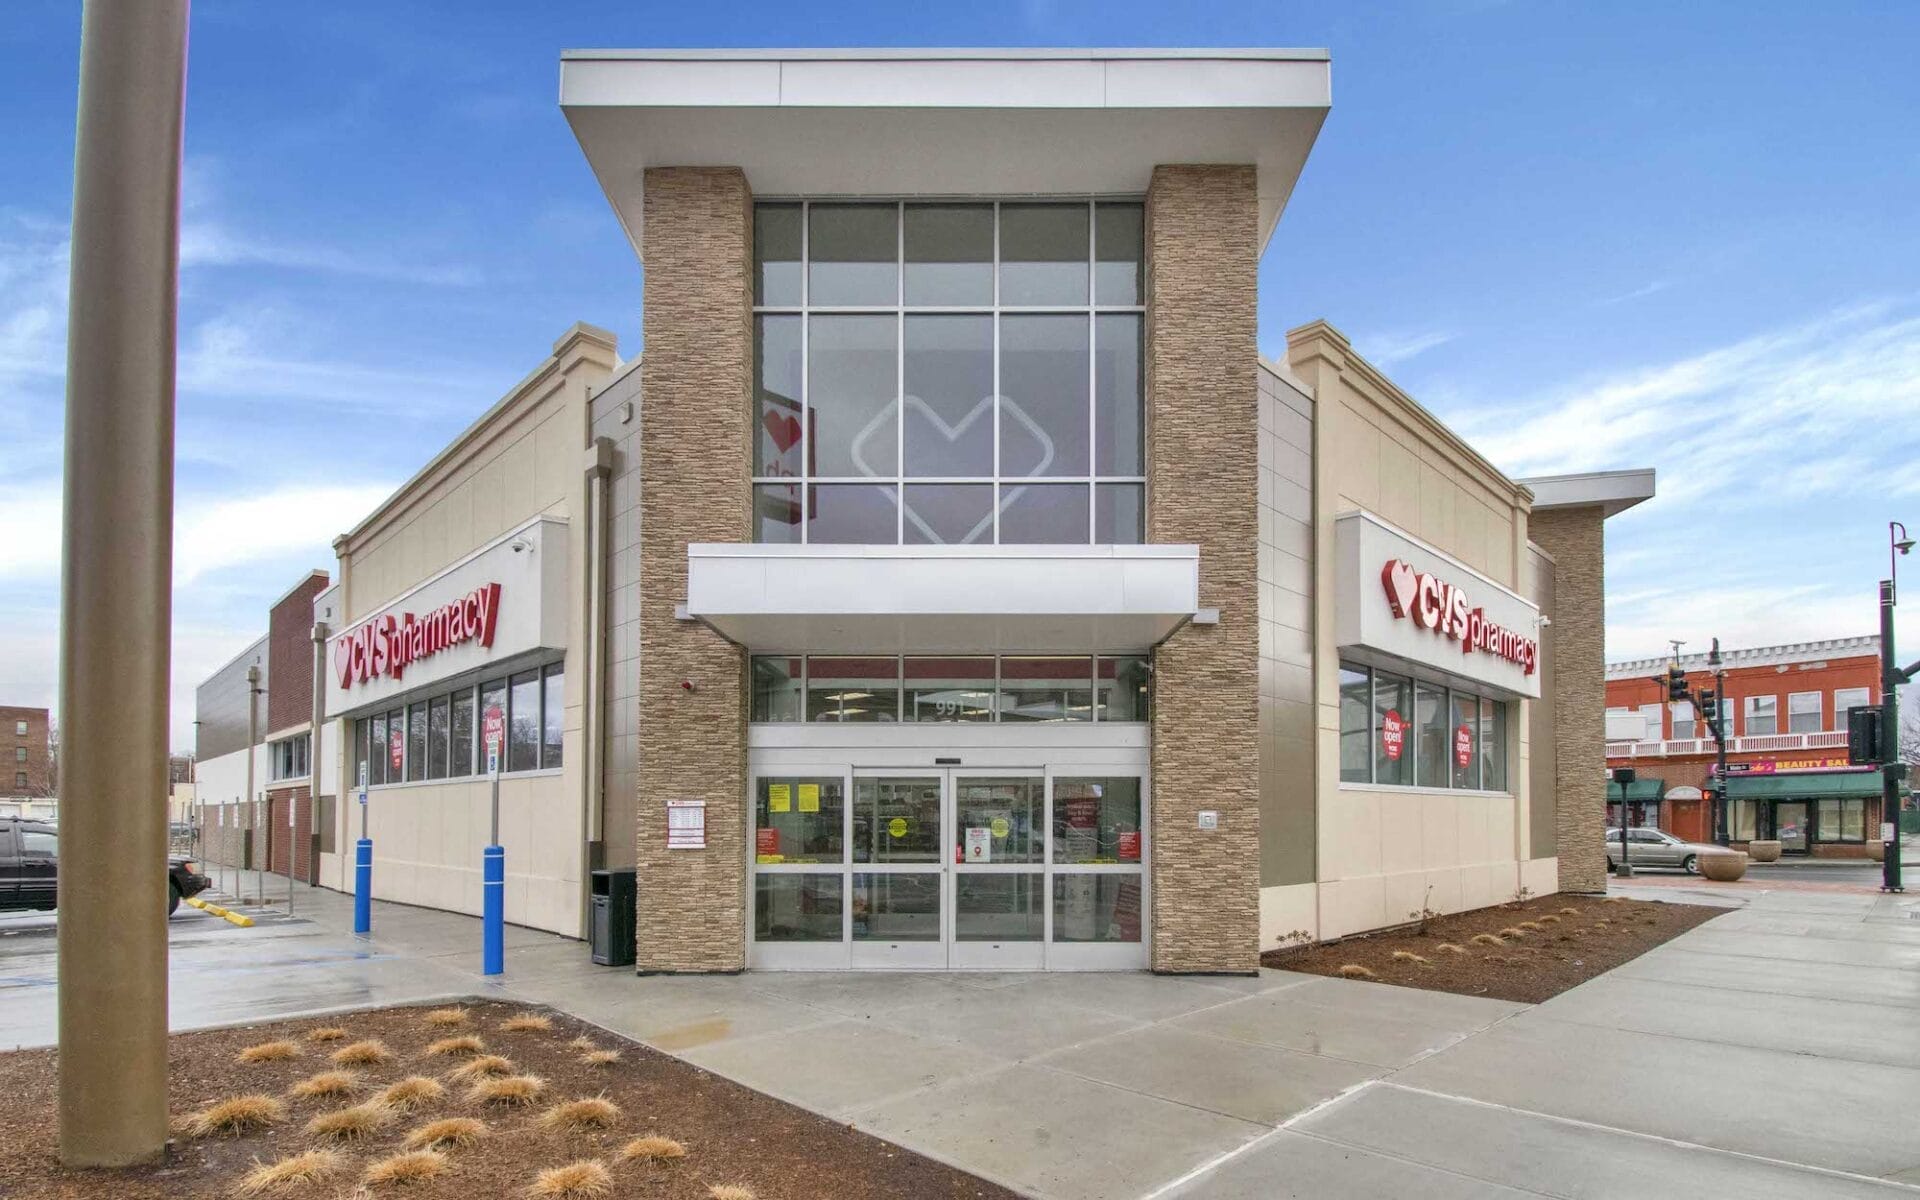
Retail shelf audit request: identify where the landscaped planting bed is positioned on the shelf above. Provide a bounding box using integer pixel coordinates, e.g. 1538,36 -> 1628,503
1261,893 -> 1722,1004
0,1000 -> 1017,1199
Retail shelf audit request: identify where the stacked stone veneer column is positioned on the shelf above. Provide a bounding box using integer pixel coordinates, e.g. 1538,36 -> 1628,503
1528,506 -> 1607,893
1145,165 -> 1262,973
634,167 -> 753,971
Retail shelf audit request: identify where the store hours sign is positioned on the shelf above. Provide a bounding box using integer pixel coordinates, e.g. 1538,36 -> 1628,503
1334,510 -> 1543,700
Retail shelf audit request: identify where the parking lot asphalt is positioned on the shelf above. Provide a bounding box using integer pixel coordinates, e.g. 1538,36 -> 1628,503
6,878 -> 1920,1197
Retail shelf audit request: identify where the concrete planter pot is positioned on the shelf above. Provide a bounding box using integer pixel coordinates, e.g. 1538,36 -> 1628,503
1866,840 -> 1886,862
1698,851 -> 1749,881
1747,840 -> 1782,863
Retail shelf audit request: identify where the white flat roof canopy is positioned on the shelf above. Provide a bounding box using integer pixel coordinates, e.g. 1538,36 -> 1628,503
685,543 -> 1200,653
560,47 -> 1331,258
1521,468 -> 1658,519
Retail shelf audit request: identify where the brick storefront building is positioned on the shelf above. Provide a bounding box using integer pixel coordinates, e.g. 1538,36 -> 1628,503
1606,636 -> 1887,857
4,706 -> 53,797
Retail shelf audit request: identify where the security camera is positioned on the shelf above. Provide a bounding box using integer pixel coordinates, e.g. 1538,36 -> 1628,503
509,537 -> 531,554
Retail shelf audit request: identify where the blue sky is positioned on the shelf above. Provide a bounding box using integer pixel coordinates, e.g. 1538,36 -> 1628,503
3,1 -> 1918,748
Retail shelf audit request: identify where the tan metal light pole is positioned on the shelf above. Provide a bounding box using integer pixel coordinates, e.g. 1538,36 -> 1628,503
56,0 -> 190,1166
246,663 -> 261,904
308,620 -> 328,890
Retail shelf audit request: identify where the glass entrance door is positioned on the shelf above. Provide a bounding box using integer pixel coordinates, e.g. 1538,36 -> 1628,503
950,775 -> 1047,968
1775,801 -> 1810,854
851,774 -> 945,968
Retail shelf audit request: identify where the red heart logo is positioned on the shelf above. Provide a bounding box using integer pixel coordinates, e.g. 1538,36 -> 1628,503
331,635 -> 354,688
762,409 -> 802,453
1381,559 -> 1418,619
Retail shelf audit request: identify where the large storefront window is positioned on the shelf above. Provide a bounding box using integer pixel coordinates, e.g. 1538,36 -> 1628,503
752,199 -> 1146,546
1816,797 -> 1866,843
1338,661 -> 1513,792
350,659 -> 565,787
751,653 -> 1150,724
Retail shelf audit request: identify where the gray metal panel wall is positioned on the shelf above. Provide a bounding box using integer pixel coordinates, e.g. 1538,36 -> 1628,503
195,636 -> 267,761
588,361 -> 642,870
1256,360 -> 1316,888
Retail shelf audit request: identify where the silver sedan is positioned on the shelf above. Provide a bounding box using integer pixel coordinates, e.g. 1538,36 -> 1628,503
1606,828 -> 1721,874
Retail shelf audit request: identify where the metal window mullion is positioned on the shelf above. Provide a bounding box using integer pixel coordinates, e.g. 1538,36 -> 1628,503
993,653 -> 1003,724
991,200 -> 1002,545
1087,199 -> 1098,543
798,200 -> 812,546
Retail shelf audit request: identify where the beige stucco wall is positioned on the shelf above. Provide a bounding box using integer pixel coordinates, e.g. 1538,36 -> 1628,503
324,324 -> 618,937
1282,321 -> 1548,943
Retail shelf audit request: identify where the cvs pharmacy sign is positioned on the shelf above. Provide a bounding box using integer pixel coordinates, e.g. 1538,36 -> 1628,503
334,582 -> 502,690
1381,559 -> 1537,677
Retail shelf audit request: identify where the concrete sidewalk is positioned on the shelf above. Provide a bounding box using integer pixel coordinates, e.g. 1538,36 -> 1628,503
5,882 -> 1919,1197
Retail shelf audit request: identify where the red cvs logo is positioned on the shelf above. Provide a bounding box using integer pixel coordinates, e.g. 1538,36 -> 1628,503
1380,558 -> 1537,676
333,581 -> 502,690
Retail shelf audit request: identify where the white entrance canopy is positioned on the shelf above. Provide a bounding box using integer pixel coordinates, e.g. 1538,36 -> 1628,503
685,543 -> 1200,653
559,47 -> 1332,259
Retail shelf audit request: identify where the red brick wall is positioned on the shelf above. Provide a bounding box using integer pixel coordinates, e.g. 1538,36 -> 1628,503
3,706 -> 53,796
1605,652 -> 1878,743
264,786 -> 316,881
267,573 -> 328,734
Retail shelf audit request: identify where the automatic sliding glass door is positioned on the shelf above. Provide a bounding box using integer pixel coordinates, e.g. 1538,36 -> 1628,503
950,775 -> 1047,969
851,774 -> 946,967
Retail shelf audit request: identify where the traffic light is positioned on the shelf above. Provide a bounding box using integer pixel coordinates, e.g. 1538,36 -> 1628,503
1698,688 -> 1718,736
1666,662 -> 1688,702
1848,705 -> 1884,765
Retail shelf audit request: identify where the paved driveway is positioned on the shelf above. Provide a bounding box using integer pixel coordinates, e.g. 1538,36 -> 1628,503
5,881 -> 1919,1197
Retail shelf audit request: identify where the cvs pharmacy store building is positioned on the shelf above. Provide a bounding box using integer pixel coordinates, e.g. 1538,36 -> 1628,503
310,48 -> 1645,974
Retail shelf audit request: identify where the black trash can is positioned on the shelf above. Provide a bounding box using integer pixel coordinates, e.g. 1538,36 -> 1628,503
589,869 -> 636,967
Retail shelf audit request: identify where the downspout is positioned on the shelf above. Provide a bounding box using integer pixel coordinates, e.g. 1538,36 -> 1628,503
309,620 -> 328,888
580,436 -> 614,936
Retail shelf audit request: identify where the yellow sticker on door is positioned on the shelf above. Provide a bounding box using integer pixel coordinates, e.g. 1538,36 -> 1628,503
798,783 -> 820,812
767,783 -> 791,812
989,817 -> 1010,839
888,816 -> 908,838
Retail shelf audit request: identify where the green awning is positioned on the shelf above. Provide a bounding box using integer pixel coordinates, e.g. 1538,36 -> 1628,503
1724,771 -> 1883,801
1617,779 -> 1664,801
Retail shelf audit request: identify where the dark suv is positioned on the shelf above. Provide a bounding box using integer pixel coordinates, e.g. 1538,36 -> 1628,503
0,817 -> 213,914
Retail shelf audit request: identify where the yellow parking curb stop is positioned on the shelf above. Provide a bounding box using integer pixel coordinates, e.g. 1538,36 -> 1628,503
184,896 -> 254,927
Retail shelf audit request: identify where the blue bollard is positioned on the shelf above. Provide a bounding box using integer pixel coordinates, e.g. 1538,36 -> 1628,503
353,838 -> 373,934
482,845 -> 505,975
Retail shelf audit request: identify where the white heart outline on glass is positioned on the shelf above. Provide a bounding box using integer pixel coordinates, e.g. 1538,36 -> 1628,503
846,391 -> 1062,544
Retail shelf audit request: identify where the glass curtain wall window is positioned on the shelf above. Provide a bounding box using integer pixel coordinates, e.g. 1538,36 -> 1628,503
1337,660 -> 1511,791
752,200 -> 1146,546
750,654 -> 1150,723
348,660 -> 564,785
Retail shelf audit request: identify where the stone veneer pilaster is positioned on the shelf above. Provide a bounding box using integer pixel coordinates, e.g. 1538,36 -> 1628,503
634,167 -> 753,971
1528,506 -> 1607,893
1145,165 -> 1262,972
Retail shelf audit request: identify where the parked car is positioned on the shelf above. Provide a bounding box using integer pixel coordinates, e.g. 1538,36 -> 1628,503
0,817 -> 213,914
1606,827 -> 1721,874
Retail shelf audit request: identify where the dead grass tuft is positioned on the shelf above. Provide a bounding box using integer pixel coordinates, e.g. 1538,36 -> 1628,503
288,1071 -> 359,1100
305,1102 -> 395,1142
239,1040 -> 302,1064
617,1135 -> 687,1163
1335,963 -> 1376,979
1435,943 -> 1467,954
1470,932 -> 1504,947
422,1008 -> 469,1027
363,1149 -> 448,1187
1558,907 -> 1581,916
447,1054 -> 515,1083
567,1036 -> 598,1052
330,1040 -> 394,1067
425,1035 -> 486,1058
1538,915 -> 1562,925
1390,950 -> 1428,964
527,1160 -> 613,1198
580,1049 -> 621,1068
404,1116 -> 487,1151
305,1027 -> 348,1043
1497,926 -> 1527,938
379,1076 -> 446,1112
469,1074 -> 546,1106
500,1014 -> 554,1034
709,1186 -> 757,1200
539,1097 -> 620,1132
1516,921 -> 1543,931
235,1148 -> 343,1195
185,1094 -> 286,1138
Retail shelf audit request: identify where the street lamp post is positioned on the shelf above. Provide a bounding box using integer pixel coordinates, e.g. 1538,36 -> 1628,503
1705,640 -> 1730,845
1881,522 -> 1913,894
1612,766 -> 1636,878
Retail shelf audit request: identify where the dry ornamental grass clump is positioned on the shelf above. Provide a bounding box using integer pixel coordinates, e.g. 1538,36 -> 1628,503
501,1014 -> 554,1034
1538,914 -> 1562,924
426,1035 -> 486,1057
1470,932 -> 1504,947
288,1070 -> 359,1100
404,1116 -> 487,1151
380,1076 -> 446,1112
235,1148 -> 343,1195
331,1040 -> 394,1067
1391,950 -> 1428,965
364,1149 -> 448,1187
422,1008 -> 469,1028
1516,921 -> 1543,932
470,1074 -> 546,1106
580,1049 -> 621,1068
1435,943 -> 1467,954
1558,907 -> 1581,916
448,1054 -> 515,1083
528,1160 -> 613,1198
618,1135 -> 686,1163
709,1185 -> 757,1200
184,1094 -> 285,1138
540,1097 -> 621,1132
1335,963 -> 1376,979
1497,926 -> 1527,939
238,1040 -> 302,1064
567,1036 -> 598,1052
305,1027 -> 347,1043
305,1101 -> 395,1142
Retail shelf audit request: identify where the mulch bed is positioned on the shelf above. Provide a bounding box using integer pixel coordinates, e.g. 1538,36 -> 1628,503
1260,894 -> 1723,1004
0,1000 -> 1017,1200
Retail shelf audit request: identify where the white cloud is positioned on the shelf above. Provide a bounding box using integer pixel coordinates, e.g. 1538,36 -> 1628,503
1362,329 -> 1458,367
180,221 -> 481,287
174,483 -> 393,586
1596,280 -> 1671,306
